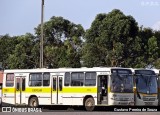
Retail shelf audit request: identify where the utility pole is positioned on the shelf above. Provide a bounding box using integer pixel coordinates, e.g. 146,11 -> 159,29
40,0 -> 44,68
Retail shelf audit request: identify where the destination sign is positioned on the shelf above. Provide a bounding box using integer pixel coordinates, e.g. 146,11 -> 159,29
111,69 -> 132,74
135,70 -> 155,75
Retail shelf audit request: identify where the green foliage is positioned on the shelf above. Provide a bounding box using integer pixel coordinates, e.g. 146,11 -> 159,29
35,16 -> 84,68
146,36 -> 158,67
7,33 -> 36,69
0,9 -> 160,69
0,34 -> 18,68
82,9 -> 139,67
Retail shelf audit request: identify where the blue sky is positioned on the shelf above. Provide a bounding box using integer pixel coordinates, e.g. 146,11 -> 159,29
0,0 -> 160,36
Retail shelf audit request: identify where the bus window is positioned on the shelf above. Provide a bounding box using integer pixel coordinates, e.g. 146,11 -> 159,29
71,72 -> 84,86
0,84 -> 2,89
43,73 -> 50,86
29,73 -> 42,86
16,78 -> 20,91
22,78 -> 26,91
85,72 -> 96,86
0,83 -> 2,100
64,72 -> 70,86
53,77 -> 56,91
6,73 -> 14,87
59,77 -> 63,91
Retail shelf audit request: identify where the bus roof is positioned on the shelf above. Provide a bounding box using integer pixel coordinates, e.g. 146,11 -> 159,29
3,67 -> 131,74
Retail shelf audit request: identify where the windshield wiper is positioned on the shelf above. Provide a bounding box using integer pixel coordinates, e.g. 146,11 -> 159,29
117,74 -> 123,81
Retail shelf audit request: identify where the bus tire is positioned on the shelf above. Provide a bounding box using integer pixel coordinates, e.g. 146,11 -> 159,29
84,97 -> 95,111
29,97 -> 39,107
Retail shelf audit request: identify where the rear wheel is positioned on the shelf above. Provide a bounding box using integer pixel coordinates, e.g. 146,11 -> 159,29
29,97 -> 39,107
84,97 -> 95,111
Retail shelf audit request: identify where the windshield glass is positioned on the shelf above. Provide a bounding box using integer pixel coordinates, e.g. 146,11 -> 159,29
135,75 -> 157,94
111,74 -> 133,93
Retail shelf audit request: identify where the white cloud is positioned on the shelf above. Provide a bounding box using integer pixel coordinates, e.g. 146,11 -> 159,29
152,21 -> 160,31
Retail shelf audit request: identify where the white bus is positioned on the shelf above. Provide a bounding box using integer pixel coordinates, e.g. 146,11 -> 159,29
133,68 -> 159,106
0,83 -> 2,106
158,69 -> 160,106
2,67 -> 134,111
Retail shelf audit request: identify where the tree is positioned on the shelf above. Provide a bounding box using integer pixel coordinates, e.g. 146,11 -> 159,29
82,9 -> 139,67
7,33 -> 36,69
146,36 -> 159,68
35,16 -> 85,68
0,34 -> 18,69
133,27 -> 159,68
153,30 -> 160,68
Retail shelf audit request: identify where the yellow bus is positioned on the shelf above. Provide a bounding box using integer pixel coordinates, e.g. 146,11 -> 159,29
133,69 -> 159,106
2,67 -> 134,111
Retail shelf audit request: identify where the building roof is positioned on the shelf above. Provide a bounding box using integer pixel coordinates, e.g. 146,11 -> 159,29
0,71 -> 3,83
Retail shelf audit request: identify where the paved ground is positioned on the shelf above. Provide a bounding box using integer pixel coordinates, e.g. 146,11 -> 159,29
0,106 -> 160,115
0,112 -> 160,115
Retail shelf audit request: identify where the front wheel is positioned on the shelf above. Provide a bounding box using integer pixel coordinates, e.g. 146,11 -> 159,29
84,97 -> 95,111
29,97 -> 39,107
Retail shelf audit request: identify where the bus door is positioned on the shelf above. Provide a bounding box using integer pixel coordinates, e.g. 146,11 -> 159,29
97,75 -> 108,105
15,76 -> 26,105
51,75 -> 63,104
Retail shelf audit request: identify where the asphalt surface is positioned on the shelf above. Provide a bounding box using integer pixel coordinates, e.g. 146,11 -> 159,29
0,106 -> 160,115
0,112 -> 160,115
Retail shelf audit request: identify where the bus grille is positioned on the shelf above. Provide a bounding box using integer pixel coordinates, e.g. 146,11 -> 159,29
117,98 -> 131,101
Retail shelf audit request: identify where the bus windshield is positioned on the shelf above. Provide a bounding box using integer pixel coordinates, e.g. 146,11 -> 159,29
111,74 -> 133,93
135,75 -> 157,94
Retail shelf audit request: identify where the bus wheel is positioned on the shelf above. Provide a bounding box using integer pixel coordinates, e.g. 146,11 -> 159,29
29,97 -> 39,107
84,97 -> 95,111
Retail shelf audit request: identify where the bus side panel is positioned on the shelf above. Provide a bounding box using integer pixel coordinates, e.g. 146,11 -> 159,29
2,88 -> 15,105
2,73 -> 15,106
25,87 -> 51,105
38,92 -> 51,105
62,93 -> 73,105
62,87 -> 97,106
72,94 -> 97,105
